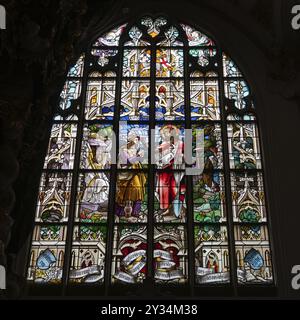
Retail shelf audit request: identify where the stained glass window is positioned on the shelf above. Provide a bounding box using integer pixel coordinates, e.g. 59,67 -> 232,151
27,17 -> 274,292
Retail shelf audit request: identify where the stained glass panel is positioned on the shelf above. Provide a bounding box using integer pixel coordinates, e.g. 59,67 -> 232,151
227,113 -> 256,121
154,172 -> 186,223
120,80 -> 150,120
67,55 -> 85,77
123,49 -> 151,77
190,76 -> 220,120
224,80 -> 250,110
91,49 -> 118,67
195,225 -> 229,284
181,24 -> 215,46
59,80 -> 82,110
231,172 -> 266,223
44,123 -> 77,170
154,226 -> 187,283
36,173 -> 72,223
155,124 -> 185,169
192,124 -> 223,170
112,226 -> 147,284
141,17 -> 167,38
81,124 -> 113,170
156,80 -> 185,120
28,226 -> 66,283
118,123 -> 149,169
76,172 -> 110,223
70,225 -> 107,283
94,24 -> 127,46
85,75 -> 116,120
115,172 -> 148,223
227,122 -> 262,170
235,225 -> 273,283
156,49 -> 184,77
189,48 -> 217,67
125,26 -> 150,46
193,172 -> 226,223
158,26 -> 183,46
223,53 -> 242,77
54,114 -> 78,121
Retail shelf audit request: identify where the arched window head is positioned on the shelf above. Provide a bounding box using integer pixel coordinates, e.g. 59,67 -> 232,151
27,16 -> 274,292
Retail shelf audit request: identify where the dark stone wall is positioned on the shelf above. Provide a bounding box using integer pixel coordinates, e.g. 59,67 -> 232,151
0,0 -> 299,299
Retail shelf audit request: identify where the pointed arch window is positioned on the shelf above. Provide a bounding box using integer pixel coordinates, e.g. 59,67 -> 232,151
27,16 -> 274,292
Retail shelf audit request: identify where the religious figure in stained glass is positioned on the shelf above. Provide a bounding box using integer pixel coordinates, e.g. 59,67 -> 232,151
115,171 -> 147,222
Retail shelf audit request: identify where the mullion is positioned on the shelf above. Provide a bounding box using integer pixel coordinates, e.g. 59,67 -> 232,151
217,47 -> 239,294
61,59 -> 90,295
183,35 -> 196,293
104,38 -> 125,295
147,41 -> 156,280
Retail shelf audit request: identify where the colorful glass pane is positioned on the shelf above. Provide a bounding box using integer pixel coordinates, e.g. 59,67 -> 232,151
156,49 -> 184,77
123,49 -> 151,77
85,73 -> 116,120
155,172 -> 186,223
59,80 -> 81,110
125,26 -> 150,46
189,48 -> 217,67
155,124 -> 185,169
44,123 -> 77,170
227,113 -> 256,121
67,55 -> 84,77
36,173 -> 72,223
28,226 -> 67,283
231,172 -> 266,223
120,80 -> 150,120
81,124 -> 113,170
224,80 -> 250,109
115,172 -> 148,223
94,24 -> 127,46
118,123 -> 149,169
91,49 -> 118,67
156,80 -> 185,120
192,124 -> 223,170
193,172 -> 226,223
141,17 -> 167,38
112,226 -> 147,284
223,53 -> 242,77
190,75 -> 220,120
235,225 -> 273,283
158,26 -> 183,46
227,122 -> 262,169
76,172 -> 110,223
70,225 -> 107,283
195,225 -> 229,284
154,226 -> 187,283
181,24 -> 215,46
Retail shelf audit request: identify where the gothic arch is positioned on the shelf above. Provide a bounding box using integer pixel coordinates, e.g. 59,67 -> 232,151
21,10 -> 276,298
